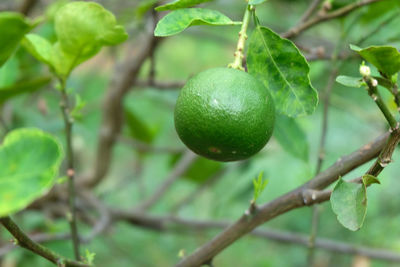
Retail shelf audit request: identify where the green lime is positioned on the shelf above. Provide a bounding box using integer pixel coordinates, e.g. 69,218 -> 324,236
174,67 -> 275,162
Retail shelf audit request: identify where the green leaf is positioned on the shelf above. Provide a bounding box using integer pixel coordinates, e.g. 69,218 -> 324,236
248,0 -> 269,5
362,174 -> 380,186
125,109 -> 155,144
183,157 -> 222,183
22,34 -> 71,77
135,0 -> 159,20
0,76 -> 51,104
54,1 -> 128,60
70,94 -> 86,120
0,12 -> 32,67
154,8 -> 241,37
0,56 -> 19,87
336,75 -> 363,88
84,249 -> 96,265
350,44 -> 400,76
253,172 -> 268,201
156,0 -> 213,11
273,114 -> 309,161
51,42 -> 78,77
331,178 -> 367,231
248,26 -> 318,117
22,34 -> 54,66
0,128 -> 63,216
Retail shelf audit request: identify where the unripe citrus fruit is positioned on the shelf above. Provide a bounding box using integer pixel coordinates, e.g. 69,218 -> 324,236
174,67 -> 275,162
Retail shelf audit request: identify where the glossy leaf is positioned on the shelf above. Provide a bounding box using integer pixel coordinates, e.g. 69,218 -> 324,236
273,114 -> 309,161
23,32 -> 84,77
23,2 -> 127,78
0,76 -> 51,104
0,128 -> 63,216
22,34 -> 54,66
0,12 -> 32,67
336,75 -> 363,88
154,8 -> 241,37
55,2 -> 128,58
248,0 -> 269,5
350,44 -> 400,76
248,26 -> 318,117
331,178 -> 367,231
51,42 -> 78,78
156,0 -> 213,11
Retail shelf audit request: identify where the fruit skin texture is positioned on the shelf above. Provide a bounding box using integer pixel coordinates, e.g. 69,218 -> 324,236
174,67 -> 275,162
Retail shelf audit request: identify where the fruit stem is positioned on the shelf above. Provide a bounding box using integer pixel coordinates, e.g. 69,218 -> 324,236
228,5 -> 254,71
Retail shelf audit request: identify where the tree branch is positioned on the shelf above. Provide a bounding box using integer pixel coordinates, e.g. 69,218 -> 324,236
0,232 -> 70,257
18,0 -> 39,15
176,130 -> 392,266
135,80 -> 185,89
298,0 -> 323,23
283,0 -> 385,38
0,216 -> 88,267
364,76 -> 398,130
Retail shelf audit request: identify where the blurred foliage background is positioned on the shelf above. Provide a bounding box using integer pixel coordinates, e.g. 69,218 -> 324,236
1,0 -> 400,266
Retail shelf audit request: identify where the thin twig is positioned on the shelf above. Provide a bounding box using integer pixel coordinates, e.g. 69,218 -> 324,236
306,52 -> 354,62
315,69 -> 338,174
283,0 -> 384,38
0,216 -> 88,267
308,68 -> 338,265
0,232 -> 70,257
135,150 -> 197,211
307,205 -> 320,264
364,76 -> 398,130
358,11 -> 399,45
135,80 -> 185,89
170,169 -> 227,213
148,7 -> 158,86
18,0 -> 38,15
58,80 -> 80,260
109,210 -> 400,262
78,191 -> 112,243
299,0 -> 323,23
